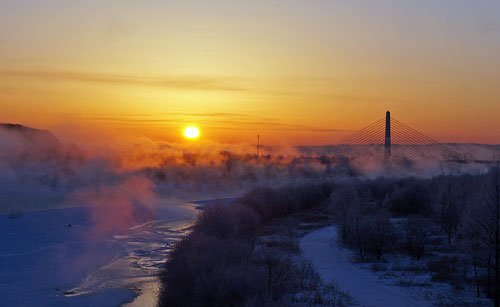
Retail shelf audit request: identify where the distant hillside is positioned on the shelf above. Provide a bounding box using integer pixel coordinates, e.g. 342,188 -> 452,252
0,123 -> 60,145
0,123 -> 61,159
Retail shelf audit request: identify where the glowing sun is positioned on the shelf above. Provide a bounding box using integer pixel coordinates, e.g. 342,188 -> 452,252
183,126 -> 200,139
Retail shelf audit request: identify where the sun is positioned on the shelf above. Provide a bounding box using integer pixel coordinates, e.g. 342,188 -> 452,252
183,126 -> 200,139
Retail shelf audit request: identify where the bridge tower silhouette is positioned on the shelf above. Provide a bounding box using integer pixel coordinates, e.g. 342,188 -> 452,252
318,111 -> 462,162
385,111 -> 391,161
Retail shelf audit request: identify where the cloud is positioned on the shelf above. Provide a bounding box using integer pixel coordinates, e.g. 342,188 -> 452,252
0,69 -> 404,104
78,112 -> 352,133
0,70 -> 247,92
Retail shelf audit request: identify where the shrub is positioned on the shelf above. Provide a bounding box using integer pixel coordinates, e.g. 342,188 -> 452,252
403,217 -> 431,260
159,181 -> 335,307
389,179 -> 433,216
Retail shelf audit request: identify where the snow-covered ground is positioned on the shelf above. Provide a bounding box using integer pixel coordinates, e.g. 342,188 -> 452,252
0,197 -> 223,307
300,226 -> 431,307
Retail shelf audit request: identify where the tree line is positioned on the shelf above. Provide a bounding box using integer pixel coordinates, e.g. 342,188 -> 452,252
158,182 -> 340,307
159,164 -> 500,306
326,165 -> 500,306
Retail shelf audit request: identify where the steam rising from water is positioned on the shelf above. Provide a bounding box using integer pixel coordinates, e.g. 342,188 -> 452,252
69,177 -> 156,236
0,123 -> 497,216
0,124 -> 498,305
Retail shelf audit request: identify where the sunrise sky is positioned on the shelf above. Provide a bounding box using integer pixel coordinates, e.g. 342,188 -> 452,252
1,0 -> 499,145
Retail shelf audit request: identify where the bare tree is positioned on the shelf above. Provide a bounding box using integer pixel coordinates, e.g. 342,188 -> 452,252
404,217 -> 430,260
490,164 -> 500,307
327,186 -> 361,242
437,176 -> 461,244
255,250 -> 293,301
368,211 -> 394,260
467,164 -> 500,305
347,205 -> 371,260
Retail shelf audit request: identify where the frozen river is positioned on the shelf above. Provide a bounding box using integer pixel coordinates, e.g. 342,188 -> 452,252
0,197 -> 229,306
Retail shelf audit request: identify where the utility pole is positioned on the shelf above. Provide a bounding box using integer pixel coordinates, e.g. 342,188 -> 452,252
256,134 -> 260,159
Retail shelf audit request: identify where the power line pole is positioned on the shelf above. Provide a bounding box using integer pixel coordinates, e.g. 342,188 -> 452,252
256,134 -> 260,159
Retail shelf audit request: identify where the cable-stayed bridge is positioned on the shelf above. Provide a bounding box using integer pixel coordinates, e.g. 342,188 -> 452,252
318,111 -> 464,162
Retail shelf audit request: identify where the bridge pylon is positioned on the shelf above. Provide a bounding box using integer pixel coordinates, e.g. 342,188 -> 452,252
317,111 -> 463,162
385,111 -> 391,161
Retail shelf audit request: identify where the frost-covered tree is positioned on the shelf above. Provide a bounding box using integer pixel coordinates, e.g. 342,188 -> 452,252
367,211 -> 394,260
327,186 -> 361,242
403,217 -> 430,260
436,176 -> 461,244
467,164 -> 500,305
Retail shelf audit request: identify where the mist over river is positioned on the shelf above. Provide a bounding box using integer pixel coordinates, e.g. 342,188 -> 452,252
0,197 -> 230,307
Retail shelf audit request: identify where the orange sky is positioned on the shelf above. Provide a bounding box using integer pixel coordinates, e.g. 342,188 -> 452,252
1,1 -> 499,145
